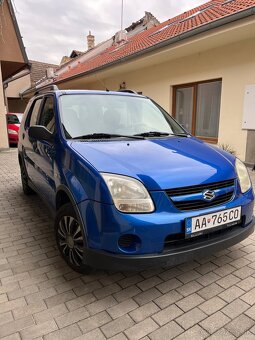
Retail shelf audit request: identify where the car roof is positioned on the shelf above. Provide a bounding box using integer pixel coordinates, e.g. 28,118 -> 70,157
33,89 -> 146,99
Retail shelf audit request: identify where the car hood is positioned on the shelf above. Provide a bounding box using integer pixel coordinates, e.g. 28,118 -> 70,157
70,137 -> 236,190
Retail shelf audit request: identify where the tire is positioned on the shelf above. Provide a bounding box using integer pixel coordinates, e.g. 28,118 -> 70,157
55,203 -> 92,274
19,157 -> 35,195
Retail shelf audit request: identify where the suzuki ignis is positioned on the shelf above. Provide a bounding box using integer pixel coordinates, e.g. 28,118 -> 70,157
18,86 -> 254,273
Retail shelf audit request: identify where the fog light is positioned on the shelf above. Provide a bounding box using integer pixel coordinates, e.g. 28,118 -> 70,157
118,234 -> 141,252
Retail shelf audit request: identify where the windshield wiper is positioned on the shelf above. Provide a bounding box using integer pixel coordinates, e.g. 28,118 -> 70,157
72,131 -> 188,140
134,131 -> 169,137
72,133 -> 145,140
134,131 -> 188,138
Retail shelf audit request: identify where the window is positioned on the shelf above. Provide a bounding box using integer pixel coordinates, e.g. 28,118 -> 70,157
179,5 -> 214,23
150,20 -> 179,36
38,96 -> 55,132
222,0 -> 235,6
173,79 -> 222,142
29,98 -> 43,127
7,114 -> 23,124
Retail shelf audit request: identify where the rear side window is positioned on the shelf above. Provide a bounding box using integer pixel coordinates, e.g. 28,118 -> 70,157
7,114 -> 20,124
38,96 -> 55,132
29,98 -> 43,126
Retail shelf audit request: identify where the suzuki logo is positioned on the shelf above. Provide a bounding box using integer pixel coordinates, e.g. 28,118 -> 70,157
203,189 -> 216,201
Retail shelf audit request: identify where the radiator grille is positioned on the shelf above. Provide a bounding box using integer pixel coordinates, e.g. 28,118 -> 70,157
166,179 -> 235,197
166,179 -> 235,211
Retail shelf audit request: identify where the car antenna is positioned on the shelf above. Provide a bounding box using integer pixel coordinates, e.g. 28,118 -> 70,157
95,74 -> 110,92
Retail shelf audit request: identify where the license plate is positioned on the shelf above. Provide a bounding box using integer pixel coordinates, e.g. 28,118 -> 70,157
185,206 -> 241,238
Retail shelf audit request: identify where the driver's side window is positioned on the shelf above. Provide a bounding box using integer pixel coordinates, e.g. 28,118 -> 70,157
38,96 -> 55,133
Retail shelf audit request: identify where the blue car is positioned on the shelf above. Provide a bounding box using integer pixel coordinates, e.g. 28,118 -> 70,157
18,86 -> 254,273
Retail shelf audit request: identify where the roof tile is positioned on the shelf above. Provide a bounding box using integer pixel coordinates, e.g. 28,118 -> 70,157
30,60 -> 58,85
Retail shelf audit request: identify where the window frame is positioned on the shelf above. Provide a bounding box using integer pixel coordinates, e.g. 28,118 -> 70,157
172,78 -> 222,144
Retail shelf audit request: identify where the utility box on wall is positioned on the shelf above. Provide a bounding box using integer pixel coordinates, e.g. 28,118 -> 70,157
242,85 -> 255,130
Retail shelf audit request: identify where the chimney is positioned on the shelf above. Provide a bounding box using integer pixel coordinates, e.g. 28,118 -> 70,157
87,31 -> 95,50
46,67 -> 55,79
114,30 -> 127,44
143,11 -> 160,29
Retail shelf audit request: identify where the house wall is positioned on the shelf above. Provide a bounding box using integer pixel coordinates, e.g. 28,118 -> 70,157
5,73 -> 30,113
0,62 -> 9,149
86,38 -> 255,162
0,0 -> 24,64
5,73 -> 31,98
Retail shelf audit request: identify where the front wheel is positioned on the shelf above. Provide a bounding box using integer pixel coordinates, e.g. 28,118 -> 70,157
55,203 -> 91,274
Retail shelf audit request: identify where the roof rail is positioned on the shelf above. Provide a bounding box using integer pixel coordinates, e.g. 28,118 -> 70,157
35,84 -> 59,95
118,89 -> 138,94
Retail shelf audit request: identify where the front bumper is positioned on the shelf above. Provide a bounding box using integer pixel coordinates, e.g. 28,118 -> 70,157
83,218 -> 254,270
78,188 -> 254,254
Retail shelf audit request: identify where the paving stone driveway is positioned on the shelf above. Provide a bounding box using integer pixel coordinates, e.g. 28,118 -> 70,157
0,149 -> 255,340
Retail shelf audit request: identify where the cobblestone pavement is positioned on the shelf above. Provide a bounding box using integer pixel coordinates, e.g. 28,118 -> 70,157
0,149 -> 255,340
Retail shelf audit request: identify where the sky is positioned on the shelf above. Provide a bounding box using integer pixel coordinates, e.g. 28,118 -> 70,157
13,0 -> 207,65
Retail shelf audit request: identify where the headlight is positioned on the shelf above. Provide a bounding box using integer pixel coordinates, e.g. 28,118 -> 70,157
235,158 -> 251,193
101,173 -> 154,213
8,129 -> 18,135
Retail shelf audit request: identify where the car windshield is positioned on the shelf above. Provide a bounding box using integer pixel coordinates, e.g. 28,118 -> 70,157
59,94 -> 187,139
7,113 -> 23,124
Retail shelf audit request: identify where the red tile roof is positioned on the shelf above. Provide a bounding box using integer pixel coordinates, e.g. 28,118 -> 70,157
56,0 -> 255,83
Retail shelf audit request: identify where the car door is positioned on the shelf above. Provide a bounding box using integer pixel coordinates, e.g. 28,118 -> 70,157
22,97 -> 44,185
33,95 -> 57,205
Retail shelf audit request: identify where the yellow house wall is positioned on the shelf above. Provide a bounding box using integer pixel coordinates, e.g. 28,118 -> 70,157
5,73 -> 31,113
5,73 -> 31,98
86,38 -> 255,161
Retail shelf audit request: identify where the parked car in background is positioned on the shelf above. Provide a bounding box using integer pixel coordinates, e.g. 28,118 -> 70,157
18,86 -> 254,273
6,113 -> 23,146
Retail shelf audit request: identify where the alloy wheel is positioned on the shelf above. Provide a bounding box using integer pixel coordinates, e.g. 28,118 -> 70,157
57,216 -> 84,267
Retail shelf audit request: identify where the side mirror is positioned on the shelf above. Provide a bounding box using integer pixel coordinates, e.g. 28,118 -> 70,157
28,125 -> 54,142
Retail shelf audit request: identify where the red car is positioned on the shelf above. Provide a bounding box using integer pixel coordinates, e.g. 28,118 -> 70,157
6,113 -> 23,145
